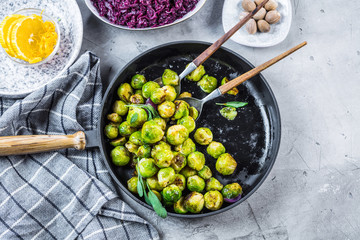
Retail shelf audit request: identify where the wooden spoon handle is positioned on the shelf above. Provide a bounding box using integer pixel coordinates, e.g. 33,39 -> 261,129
192,0 -> 269,67
219,41 -> 307,94
0,131 -> 86,156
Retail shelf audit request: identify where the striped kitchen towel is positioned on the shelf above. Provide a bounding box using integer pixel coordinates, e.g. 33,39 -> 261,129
0,52 -> 159,240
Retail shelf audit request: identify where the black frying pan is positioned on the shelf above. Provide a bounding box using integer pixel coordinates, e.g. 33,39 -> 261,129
0,41 -> 281,218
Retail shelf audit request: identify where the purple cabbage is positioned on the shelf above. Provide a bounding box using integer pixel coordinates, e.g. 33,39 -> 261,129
91,0 -> 199,28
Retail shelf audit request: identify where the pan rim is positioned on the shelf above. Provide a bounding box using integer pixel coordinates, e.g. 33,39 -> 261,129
99,40 -> 281,218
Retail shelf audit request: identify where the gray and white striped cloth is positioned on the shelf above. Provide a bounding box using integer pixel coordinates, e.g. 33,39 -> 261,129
0,52 -> 159,240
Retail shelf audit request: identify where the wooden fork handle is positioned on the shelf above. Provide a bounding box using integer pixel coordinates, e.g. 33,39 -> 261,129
219,41 -> 307,94
0,131 -> 86,156
192,0 -> 269,67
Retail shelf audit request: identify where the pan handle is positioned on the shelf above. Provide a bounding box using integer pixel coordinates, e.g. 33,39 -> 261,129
0,131 -> 86,156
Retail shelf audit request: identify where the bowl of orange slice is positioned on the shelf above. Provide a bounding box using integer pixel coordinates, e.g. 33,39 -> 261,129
0,8 -> 60,65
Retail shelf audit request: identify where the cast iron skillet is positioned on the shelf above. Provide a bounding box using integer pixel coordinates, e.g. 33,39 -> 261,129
99,41 -> 281,218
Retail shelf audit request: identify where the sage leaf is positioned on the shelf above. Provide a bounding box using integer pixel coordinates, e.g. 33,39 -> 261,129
216,101 -> 248,108
130,112 -> 139,124
147,187 -> 167,218
136,166 -> 143,197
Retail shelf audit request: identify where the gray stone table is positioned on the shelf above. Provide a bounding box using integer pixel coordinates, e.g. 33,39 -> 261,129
77,0 -> 360,239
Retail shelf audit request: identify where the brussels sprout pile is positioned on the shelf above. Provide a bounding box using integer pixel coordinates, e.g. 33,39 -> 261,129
104,69 -> 242,216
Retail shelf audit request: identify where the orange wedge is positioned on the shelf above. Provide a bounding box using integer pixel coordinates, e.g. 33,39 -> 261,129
0,14 -> 24,57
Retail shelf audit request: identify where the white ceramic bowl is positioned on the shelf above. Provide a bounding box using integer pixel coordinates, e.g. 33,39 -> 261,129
222,0 -> 292,47
0,0 -> 83,98
84,0 -> 207,30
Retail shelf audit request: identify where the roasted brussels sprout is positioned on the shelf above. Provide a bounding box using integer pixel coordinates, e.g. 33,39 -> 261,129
146,176 -> 164,191
118,121 -> 136,137
189,106 -> 199,120
129,131 -> 143,145
136,145 -> 151,158
127,177 -> 138,194
129,94 -> 145,104
161,184 -> 182,203
163,85 -> 177,102
152,190 -> 162,202
138,158 -> 158,178
104,124 -> 118,139
151,141 -> 171,158
173,100 -> 189,120
184,192 -> 205,213
193,127 -> 213,145
177,92 -> 192,99
187,151 -> 205,171
171,152 -> 187,172
198,75 -> 217,93
186,64 -> 206,82
111,146 -> 130,166
207,141 -> 226,158
152,118 -> 167,131
117,83 -> 133,103
141,120 -> 165,144
221,77 -> 238,95
187,175 -> 205,192
131,74 -> 147,89
206,177 -> 224,191
107,113 -> 122,123
166,125 -> 189,146
154,149 -> 174,168
198,165 -> 212,180
216,153 -> 237,175
126,107 -> 148,128
179,166 -> 197,179
142,81 -> 160,98
157,167 -> 176,188
221,183 -> 242,199
177,116 -> 196,133
158,101 -> 175,118
220,107 -> 238,121
110,137 -> 127,147
162,69 -> 179,86
173,174 -> 186,191
174,196 -> 188,214
174,138 -> 196,156
150,87 -> 167,105
204,190 -> 223,211
112,100 -> 128,116
125,141 -> 139,154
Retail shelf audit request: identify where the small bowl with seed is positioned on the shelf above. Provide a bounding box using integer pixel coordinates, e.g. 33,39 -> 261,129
222,0 -> 292,47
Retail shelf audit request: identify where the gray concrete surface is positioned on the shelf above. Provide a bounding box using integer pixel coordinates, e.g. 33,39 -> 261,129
77,0 -> 360,239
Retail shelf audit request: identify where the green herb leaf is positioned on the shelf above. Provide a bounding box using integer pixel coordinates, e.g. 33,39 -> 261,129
147,183 -> 167,218
145,105 -> 159,119
216,101 -> 248,108
136,166 -> 144,197
143,182 -> 152,205
130,112 -> 139,124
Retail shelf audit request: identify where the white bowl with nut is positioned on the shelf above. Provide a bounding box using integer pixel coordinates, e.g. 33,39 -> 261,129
222,0 -> 292,47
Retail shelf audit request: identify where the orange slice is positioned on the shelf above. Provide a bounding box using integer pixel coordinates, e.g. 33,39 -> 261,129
0,14 -> 24,57
10,16 -> 46,63
1,12 -> 58,63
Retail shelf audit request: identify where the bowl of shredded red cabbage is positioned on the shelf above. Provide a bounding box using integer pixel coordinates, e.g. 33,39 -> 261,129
86,0 -> 206,30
